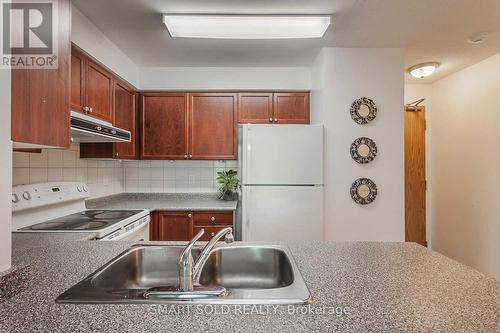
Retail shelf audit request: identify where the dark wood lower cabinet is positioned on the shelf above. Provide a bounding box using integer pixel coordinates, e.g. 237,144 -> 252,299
192,226 -> 232,241
150,211 -> 233,241
151,211 -> 193,241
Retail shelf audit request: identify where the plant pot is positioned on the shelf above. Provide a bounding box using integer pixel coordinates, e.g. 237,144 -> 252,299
219,191 -> 238,201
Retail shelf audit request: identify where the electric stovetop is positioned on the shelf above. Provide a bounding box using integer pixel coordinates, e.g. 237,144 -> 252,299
19,210 -> 144,231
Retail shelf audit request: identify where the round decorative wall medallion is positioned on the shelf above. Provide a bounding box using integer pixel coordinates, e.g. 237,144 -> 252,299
350,97 -> 377,124
350,137 -> 378,164
350,178 -> 378,205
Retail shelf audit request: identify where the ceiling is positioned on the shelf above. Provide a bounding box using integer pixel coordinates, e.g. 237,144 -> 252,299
72,0 -> 500,83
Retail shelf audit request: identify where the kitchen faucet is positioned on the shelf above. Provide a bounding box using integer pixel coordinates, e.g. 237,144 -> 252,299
178,227 -> 234,291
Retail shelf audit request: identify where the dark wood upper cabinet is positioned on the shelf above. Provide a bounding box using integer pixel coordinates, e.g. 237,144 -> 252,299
11,0 -> 71,148
238,92 -> 273,124
236,92 -> 310,124
189,93 -> 237,160
114,84 -> 137,159
156,211 -> 193,241
140,93 -> 189,160
85,61 -> 113,122
80,81 -> 138,160
71,44 -> 115,123
70,49 -> 85,114
273,92 -> 310,124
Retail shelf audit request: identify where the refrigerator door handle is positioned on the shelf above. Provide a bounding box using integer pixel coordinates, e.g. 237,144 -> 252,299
244,127 -> 252,184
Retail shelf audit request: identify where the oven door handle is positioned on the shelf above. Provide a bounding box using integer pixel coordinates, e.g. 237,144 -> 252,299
100,216 -> 150,241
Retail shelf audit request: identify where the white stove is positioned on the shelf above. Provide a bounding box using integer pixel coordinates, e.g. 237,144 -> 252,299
12,182 -> 150,241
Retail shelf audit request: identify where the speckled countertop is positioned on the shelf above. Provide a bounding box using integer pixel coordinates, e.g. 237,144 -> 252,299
85,193 -> 238,211
1,234 -> 498,333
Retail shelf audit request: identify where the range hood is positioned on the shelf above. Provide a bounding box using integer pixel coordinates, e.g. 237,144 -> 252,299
70,111 -> 131,143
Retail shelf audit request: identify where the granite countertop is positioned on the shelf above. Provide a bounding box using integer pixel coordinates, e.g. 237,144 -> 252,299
85,193 -> 238,212
1,235 -> 498,332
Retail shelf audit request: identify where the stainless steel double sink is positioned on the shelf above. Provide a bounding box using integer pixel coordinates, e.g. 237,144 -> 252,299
57,244 -> 312,304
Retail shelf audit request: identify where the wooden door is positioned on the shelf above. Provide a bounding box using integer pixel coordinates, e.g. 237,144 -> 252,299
140,93 -> 189,159
11,0 -> 71,148
273,92 -> 310,124
238,93 -> 273,124
70,48 -> 85,114
114,82 -> 137,159
85,60 -> 113,122
157,212 -> 193,241
405,106 -> 426,246
189,93 -> 237,160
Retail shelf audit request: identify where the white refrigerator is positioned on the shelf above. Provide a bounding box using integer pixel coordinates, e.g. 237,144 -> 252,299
239,124 -> 324,241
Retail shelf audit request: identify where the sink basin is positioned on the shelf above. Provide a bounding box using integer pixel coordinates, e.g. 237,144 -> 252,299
57,244 -> 311,304
91,246 -> 200,289
199,246 -> 294,289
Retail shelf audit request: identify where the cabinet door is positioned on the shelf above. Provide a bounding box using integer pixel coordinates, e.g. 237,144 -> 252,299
157,212 -> 193,241
193,226 -> 232,241
114,82 -> 137,159
140,93 -> 189,159
189,93 -> 237,160
193,211 -> 233,226
85,61 -> 113,122
238,93 -> 273,124
273,92 -> 310,124
11,0 -> 71,148
149,213 -> 158,240
70,48 -> 85,114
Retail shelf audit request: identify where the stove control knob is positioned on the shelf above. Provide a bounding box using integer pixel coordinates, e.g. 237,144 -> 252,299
12,194 -> 19,203
22,191 -> 31,200
77,186 -> 83,192
83,186 -> 88,192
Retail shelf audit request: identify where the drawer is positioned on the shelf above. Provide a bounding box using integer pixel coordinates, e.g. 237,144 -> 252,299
193,226 -> 233,241
193,211 -> 233,226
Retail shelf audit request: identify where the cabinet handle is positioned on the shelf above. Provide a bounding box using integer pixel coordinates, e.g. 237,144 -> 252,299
184,155 -> 188,159
189,154 -> 193,159
115,153 -> 119,157
188,213 -> 192,218
211,232 -> 215,237
269,117 -> 273,122
274,118 -> 278,122
210,216 -> 216,223
83,106 -> 89,112
89,107 -> 93,113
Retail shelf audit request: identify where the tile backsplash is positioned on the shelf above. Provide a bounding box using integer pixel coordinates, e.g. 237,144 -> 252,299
122,160 -> 239,193
12,143 -> 123,198
12,143 -> 239,197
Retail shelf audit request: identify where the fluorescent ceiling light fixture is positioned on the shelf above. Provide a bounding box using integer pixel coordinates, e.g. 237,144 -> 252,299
407,62 -> 440,79
162,14 -> 331,39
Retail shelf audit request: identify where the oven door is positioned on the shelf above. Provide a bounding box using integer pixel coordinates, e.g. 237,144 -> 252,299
99,215 -> 150,241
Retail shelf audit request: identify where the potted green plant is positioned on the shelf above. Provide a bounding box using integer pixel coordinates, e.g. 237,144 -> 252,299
216,169 -> 240,201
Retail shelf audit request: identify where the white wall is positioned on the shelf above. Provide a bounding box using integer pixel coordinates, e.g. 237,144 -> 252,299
71,6 -> 139,87
0,69 -> 12,272
311,48 -> 405,241
428,53 -> 500,279
139,67 -> 311,90
404,84 -> 433,247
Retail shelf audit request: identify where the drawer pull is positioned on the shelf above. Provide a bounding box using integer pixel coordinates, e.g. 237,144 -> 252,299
188,213 -> 192,218
211,232 -> 215,237
210,216 -> 216,222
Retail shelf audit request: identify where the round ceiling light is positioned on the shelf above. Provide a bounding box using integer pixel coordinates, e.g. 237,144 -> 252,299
407,62 -> 440,79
